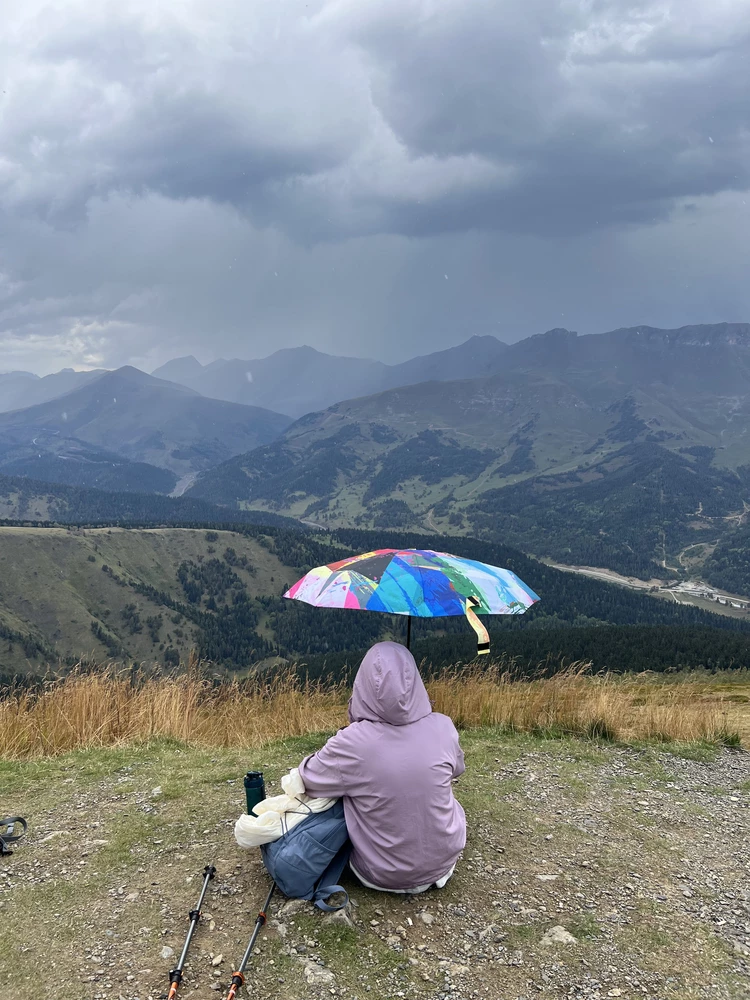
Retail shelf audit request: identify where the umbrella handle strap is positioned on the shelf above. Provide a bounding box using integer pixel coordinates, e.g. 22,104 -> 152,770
466,597 -> 490,656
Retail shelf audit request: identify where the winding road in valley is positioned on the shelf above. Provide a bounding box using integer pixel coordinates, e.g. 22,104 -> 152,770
169,472 -> 198,498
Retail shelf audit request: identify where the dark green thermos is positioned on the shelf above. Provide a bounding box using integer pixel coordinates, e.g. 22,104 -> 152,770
244,771 -> 265,816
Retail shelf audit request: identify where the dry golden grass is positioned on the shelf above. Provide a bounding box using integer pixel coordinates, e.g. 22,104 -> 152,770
0,670 -> 348,760
0,660 -> 744,760
428,664 -> 746,744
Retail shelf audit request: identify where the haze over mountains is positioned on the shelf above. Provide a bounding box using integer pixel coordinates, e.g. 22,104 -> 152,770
0,367 -> 290,494
0,368 -> 105,414
4,322 -> 750,589
151,335 -> 510,417
0,334 -> 511,494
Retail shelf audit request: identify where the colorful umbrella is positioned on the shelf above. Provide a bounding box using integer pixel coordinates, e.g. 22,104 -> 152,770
284,548 -> 540,655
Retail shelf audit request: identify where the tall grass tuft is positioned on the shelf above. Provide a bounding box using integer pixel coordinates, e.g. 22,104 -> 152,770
0,658 -> 744,759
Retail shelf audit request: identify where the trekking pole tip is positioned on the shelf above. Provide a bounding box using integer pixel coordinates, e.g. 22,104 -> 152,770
167,968 -> 182,1000
224,972 -> 244,1000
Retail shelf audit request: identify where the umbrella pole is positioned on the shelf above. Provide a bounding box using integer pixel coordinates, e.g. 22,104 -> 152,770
406,616 -> 412,650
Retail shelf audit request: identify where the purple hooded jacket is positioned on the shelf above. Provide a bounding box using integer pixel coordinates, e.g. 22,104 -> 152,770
298,641 -> 466,891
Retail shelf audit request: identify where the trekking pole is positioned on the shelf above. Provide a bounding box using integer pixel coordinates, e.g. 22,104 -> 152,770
167,863 -> 217,1000
224,882 -> 276,1000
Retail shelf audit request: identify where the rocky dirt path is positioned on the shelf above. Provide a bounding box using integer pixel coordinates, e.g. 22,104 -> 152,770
1,732 -> 749,999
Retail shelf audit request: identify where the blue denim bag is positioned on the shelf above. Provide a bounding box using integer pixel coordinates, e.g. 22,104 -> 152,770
260,800 -> 351,911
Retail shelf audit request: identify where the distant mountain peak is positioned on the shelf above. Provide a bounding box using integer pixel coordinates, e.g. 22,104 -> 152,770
266,344 -> 357,361
106,365 -> 158,383
95,366 -> 198,395
151,355 -> 205,382
539,327 -> 578,339
462,334 -> 508,347
288,344 -> 319,355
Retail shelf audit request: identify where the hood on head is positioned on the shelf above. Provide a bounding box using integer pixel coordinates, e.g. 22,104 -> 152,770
348,641 -> 432,726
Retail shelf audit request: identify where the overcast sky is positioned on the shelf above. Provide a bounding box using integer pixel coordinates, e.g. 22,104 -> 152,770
1,0 -> 749,375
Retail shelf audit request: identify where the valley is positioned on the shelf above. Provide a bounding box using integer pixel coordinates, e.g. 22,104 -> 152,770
0,471 -> 300,529
545,560 -> 750,621
4,323 -> 750,619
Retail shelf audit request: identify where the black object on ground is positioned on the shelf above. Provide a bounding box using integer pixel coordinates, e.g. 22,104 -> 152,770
224,882 -> 276,1000
167,863 -> 217,999
0,816 -> 27,856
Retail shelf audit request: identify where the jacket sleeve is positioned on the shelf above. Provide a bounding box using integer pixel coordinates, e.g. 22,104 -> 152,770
452,726 -> 466,779
298,731 -> 350,798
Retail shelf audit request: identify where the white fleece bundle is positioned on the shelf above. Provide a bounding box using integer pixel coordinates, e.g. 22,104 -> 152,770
234,767 -> 337,849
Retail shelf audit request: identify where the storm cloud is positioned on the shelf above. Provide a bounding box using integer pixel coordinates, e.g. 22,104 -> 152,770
1,0 -> 749,373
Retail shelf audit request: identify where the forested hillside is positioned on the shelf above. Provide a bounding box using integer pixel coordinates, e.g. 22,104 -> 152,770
703,526 -> 750,595
2,523 -> 749,681
466,443 -> 750,578
0,473 -> 299,528
187,325 -> 750,583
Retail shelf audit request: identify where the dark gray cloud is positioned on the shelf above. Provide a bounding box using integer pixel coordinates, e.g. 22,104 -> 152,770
0,0 -> 749,374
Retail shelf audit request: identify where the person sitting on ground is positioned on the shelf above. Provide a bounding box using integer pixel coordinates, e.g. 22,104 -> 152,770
298,640 -> 466,893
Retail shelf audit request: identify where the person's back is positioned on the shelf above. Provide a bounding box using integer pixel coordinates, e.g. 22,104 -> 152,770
299,641 -> 466,891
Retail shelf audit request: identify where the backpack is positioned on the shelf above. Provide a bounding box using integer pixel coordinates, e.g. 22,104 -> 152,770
260,800 -> 351,911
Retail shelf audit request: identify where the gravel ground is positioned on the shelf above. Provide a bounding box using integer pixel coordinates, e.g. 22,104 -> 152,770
1,733 -> 749,999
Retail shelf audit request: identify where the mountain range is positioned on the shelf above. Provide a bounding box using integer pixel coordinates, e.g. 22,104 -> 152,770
187,323 -> 750,584
151,335 -> 509,417
0,367 -> 290,493
5,322 -> 750,589
0,368 -> 105,413
0,335 -> 510,494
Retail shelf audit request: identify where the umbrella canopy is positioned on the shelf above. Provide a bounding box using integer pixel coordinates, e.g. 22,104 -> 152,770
284,548 -> 540,653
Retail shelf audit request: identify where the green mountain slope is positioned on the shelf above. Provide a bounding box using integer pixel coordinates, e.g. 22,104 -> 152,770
0,472 -> 303,528
189,370 -> 612,505
467,443 -> 750,577
188,325 -> 750,581
2,523 -> 749,679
